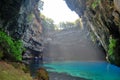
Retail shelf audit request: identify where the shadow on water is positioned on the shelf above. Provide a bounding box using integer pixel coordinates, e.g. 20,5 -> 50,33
29,58 -> 43,77
29,58 -> 49,80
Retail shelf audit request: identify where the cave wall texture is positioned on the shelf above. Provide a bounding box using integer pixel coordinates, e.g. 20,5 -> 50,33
0,0 -> 43,56
65,0 -> 120,66
0,0 -> 120,66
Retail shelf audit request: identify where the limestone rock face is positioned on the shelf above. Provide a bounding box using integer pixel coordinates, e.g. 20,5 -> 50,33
0,0 -> 40,39
0,0 -> 23,38
65,0 -> 120,66
114,0 -> 120,13
0,0 -> 43,57
64,0 -> 86,17
23,11 -> 43,56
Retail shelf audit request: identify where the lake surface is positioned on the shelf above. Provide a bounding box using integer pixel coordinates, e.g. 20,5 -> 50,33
44,61 -> 120,80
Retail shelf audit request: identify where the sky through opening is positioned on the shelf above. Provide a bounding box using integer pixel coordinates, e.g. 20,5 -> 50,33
41,0 -> 79,24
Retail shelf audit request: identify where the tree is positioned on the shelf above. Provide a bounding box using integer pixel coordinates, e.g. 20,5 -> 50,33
74,19 -> 83,29
40,14 -> 55,32
58,20 -> 82,30
58,22 -> 75,29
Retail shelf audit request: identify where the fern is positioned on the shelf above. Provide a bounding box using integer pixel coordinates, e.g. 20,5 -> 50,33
0,31 -> 24,61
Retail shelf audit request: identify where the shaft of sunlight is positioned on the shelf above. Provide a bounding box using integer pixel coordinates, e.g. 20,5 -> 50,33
41,0 -> 79,24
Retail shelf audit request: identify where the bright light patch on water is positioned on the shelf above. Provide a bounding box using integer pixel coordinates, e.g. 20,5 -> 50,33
44,61 -> 120,80
41,0 -> 79,24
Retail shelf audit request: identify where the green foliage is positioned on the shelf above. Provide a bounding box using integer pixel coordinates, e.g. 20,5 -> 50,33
59,22 -> 75,29
27,13 -> 34,22
41,14 -> 55,32
108,36 -> 117,56
92,0 -> 100,9
58,19 -> 82,30
0,31 -> 24,61
75,19 -> 83,29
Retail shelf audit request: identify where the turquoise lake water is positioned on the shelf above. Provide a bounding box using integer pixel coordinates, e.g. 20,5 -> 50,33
44,61 -> 120,80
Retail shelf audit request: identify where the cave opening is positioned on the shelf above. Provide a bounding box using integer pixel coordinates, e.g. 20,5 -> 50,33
40,0 -> 106,62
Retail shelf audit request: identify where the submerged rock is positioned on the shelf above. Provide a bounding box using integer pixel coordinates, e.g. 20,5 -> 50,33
35,67 -> 49,80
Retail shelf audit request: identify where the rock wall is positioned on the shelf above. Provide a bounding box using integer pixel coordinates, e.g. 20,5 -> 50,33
65,0 -> 120,66
0,0 -> 43,57
0,0 -> 23,39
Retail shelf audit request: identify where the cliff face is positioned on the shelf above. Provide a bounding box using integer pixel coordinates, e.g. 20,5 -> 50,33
65,0 -> 120,66
0,0 -> 23,39
0,0 -> 43,57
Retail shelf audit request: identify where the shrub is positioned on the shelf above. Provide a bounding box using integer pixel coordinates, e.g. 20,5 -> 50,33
0,31 -> 24,61
108,36 -> 117,56
92,0 -> 100,9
